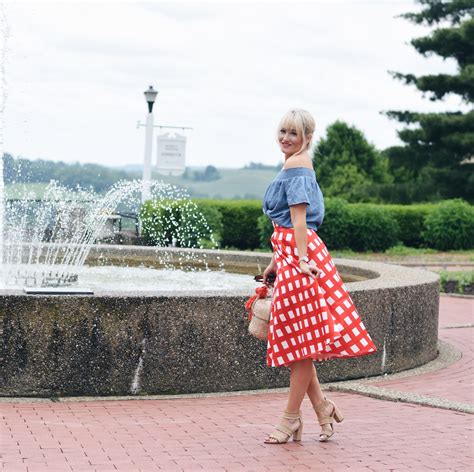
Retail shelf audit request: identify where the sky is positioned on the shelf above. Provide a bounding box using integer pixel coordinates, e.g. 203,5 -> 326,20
1,0 -> 466,169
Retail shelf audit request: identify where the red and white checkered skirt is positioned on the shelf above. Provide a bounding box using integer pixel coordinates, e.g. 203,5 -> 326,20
267,225 -> 377,367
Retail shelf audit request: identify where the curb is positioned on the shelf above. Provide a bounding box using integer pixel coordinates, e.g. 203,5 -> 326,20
325,384 -> 473,414
325,339 -> 472,414
440,292 -> 474,299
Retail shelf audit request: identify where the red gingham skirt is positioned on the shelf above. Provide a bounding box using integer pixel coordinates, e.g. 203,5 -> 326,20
267,225 -> 377,367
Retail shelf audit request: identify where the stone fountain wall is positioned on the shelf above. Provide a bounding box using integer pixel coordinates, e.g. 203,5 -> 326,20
0,253 -> 439,397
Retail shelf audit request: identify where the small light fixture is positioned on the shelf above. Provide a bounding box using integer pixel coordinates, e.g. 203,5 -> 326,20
144,85 -> 158,113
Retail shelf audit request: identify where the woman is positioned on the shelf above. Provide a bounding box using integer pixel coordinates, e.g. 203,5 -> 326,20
261,109 -> 377,444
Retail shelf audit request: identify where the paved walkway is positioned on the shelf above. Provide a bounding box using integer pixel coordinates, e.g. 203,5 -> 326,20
1,295 -> 473,472
376,295 -> 473,404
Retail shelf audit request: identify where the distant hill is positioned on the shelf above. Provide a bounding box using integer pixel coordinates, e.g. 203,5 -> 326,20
3,153 -> 135,193
3,154 -> 279,200
150,167 -> 278,200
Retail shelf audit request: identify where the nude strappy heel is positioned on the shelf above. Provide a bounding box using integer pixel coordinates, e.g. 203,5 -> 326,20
264,410 -> 303,444
314,397 -> 344,442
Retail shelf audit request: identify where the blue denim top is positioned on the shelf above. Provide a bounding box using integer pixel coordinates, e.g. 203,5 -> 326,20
262,167 -> 325,230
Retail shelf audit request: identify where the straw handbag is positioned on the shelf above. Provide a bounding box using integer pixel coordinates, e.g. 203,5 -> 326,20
245,285 -> 272,341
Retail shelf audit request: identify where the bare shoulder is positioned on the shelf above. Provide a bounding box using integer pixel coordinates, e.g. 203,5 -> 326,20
284,155 -> 313,170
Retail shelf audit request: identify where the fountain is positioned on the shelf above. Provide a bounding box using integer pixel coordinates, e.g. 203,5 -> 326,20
0,179 -> 232,291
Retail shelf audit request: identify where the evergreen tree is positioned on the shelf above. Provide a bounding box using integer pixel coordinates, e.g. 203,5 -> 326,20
385,0 -> 474,202
313,121 -> 392,202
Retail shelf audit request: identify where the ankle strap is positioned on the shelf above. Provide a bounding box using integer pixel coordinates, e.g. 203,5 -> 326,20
314,398 -> 330,412
283,410 -> 302,419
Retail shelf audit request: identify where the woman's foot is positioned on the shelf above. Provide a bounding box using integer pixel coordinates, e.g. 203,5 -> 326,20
264,410 -> 303,444
314,397 -> 344,441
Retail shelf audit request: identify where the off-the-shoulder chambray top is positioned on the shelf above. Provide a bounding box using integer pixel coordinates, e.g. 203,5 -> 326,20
262,167 -> 325,231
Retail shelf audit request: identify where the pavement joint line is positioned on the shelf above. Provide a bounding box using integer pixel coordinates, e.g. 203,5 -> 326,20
323,383 -> 474,414
440,293 -> 474,299
0,339 -> 463,406
441,323 -> 474,329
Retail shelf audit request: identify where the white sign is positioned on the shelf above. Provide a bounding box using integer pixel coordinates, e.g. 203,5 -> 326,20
156,133 -> 186,176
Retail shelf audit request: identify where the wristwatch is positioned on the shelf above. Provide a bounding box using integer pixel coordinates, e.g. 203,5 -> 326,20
298,255 -> 310,264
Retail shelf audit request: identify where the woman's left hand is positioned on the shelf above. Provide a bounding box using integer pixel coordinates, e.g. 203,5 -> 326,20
299,260 -> 322,279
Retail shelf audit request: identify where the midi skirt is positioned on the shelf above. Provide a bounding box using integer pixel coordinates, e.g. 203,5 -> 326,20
267,225 -> 377,367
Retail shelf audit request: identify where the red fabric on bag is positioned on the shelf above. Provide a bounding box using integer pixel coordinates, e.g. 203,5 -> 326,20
245,285 -> 269,320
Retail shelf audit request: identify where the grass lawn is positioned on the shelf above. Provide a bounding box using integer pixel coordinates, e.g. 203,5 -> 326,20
5,183 -> 49,198
329,246 -> 474,264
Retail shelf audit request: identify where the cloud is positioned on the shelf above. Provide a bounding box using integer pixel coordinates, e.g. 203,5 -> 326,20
2,0 -> 466,169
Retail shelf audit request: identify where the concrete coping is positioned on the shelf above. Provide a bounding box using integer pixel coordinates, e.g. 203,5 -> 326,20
0,245 -> 439,298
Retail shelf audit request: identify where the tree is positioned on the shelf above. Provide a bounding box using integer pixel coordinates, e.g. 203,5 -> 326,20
384,0 -> 474,202
3,153 -> 133,192
186,165 -> 221,182
203,165 -> 220,181
313,121 -> 392,202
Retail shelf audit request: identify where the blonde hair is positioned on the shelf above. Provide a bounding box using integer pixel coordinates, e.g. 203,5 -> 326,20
277,109 -> 316,157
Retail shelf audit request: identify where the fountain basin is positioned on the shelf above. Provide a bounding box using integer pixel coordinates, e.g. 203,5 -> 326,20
0,246 -> 439,397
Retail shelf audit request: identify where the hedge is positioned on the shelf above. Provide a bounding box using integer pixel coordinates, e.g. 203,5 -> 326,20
193,199 -> 263,250
382,203 -> 437,248
344,203 -> 399,252
140,199 -> 220,248
140,198 -> 474,252
316,198 -> 352,250
257,198 -> 398,252
422,199 -> 474,250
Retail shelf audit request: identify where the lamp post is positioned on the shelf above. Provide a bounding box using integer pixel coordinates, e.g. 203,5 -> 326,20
141,85 -> 158,203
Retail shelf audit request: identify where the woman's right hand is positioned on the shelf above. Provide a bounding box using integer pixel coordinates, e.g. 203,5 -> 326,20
299,260 -> 321,280
263,262 -> 277,285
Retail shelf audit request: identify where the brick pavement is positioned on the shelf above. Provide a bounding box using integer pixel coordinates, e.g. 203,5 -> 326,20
438,295 -> 473,328
2,392 -> 473,472
1,295 -> 473,472
373,295 -> 473,405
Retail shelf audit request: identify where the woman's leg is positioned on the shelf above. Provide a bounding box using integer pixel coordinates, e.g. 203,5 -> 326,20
265,358 -> 314,442
265,358 -> 323,443
306,362 -> 343,441
306,363 -> 325,408
286,358 -> 315,412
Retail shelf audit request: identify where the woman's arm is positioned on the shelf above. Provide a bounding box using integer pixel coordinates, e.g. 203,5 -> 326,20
290,204 -> 320,279
290,203 -> 309,258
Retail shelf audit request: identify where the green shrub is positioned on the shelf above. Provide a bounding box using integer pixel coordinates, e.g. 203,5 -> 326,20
140,199 -> 217,248
422,199 -> 474,250
258,198 -> 400,252
458,271 -> 474,293
192,200 -> 224,246
439,270 -> 474,294
384,204 -> 436,248
317,198 -> 352,249
220,201 -> 263,249
194,199 -> 263,250
257,215 -> 274,249
141,197 -> 473,253
345,204 -> 399,252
